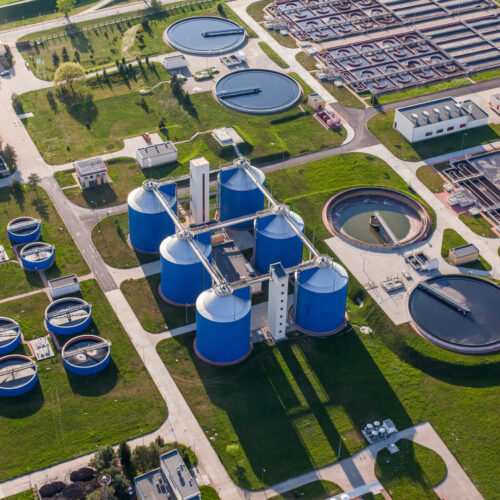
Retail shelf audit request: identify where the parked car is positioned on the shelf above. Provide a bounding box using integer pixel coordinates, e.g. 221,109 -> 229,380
142,133 -> 151,143
127,486 -> 134,496
0,71 -> 10,77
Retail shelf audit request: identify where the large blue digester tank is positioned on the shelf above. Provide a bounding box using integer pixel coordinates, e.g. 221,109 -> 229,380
0,355 -> 38,397
0,317 -> 22,355
194,284 -> 252,365
295,256 -> 348,335
255,205 -> 304,274
159,230 -> 212,306
218,165 -> 265,228
20,242 -> 55,271
128,180 -> 176,253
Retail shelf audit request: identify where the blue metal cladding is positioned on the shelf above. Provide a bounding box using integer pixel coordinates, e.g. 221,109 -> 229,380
0,318 -> 22,355
160,235 -> 212,305
7,217 -> 41,244
195,289 -> 251,364
20,243 -> 55,271
295,262 -> 348,334
255,211 -> 304,274
219,167 -> 265,229
0,355 -> 38,397
45,298 -> 92,336
128,183 -> 176,253
62,336 -> 110,375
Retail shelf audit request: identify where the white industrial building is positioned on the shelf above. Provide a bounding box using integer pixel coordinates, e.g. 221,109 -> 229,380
163,54 -> 187,71
74,158 -> 109,189
393,97 -> 488,143
136,142 -> 178,169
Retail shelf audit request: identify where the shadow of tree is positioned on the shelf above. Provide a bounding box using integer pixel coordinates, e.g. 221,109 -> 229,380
56,88 -> 98,125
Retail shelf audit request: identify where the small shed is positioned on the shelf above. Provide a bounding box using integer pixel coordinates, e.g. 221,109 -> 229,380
74,158 -> 108,189
48,274 -> 80,299
307,93 -> 325,111
448,243 -> 479,266
136,142 -> 178,169
163,54 -> 187,71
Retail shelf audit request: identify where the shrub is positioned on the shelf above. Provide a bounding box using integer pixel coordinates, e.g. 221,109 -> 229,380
70,467 -> 95,482
39,481 -> 66,498
62,483 -> 85,500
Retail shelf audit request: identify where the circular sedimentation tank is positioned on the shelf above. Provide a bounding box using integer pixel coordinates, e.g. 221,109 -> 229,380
194,285 -> 252,365
324,187 -> 430,249
20,241 -> 55,271
408,275 -> 500,354
7,216 -> 41,244
255,205 -> 304,274
218,165 -> 265,229
215,69 -> 302,114
45,297 -> 92,335
295,256 -> 349,336
62,335 -> 111,375
159,231 -> 212,306
166,16 -> 246,55
128,180 -> 177,254
0,354 -> 38,397
0,317 -> 22,355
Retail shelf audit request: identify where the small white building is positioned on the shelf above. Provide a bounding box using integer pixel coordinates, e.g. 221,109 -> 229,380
393,97 -> 488,143
307,93 -> 325,111
48,274 -> 80,299
489,93 -> 500,113
74,158 -> 108,189
136,142 -> 178,169
163,54 -> 187,71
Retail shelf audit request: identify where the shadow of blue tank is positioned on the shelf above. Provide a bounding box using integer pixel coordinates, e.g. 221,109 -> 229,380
0,317 -> 22,355
62,335 -> 111,375
20,242 -> 55,271
295,256 -> 349,335
218,165 -> 265,229
7,216 -> 41,244
255,206 -> 304,274
0,355 -> 38,397
45,297 -> 92,335
194,285 -> 252,365
160,231 -> 212,306
128,180 -> 176,253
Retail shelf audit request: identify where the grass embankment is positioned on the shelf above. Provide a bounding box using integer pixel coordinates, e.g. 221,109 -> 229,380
0,280 -> 165,481
246,0 -> 271,22
458,213 -> 497,238
416,165 -> 445,193
321,81 -> 365,108
375,439 -> 446,500
156,154 -> 499,497
367,110 -> 500,161
0,185 -> 89,299
258,41 -> 289,69
269,481 -> 342,499
199,486 -> 220,500
470,69 -> 500,82
295,51 -> 317,71
20,65 -> 344,165
441,228 -> 492,270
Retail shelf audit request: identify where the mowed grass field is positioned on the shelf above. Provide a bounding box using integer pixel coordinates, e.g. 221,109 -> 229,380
440,228 -> 492,271
0,185 -> 89,299
19,66 -> 345,165
0,280 -> 166,481
156,154 -> 500,497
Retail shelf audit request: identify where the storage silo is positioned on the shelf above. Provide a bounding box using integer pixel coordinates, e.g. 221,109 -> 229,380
0,355 -> 38,397
0,317 -> 22,355
218,166 -> 265,228
45,297 -> 92,335
7,216 -> 41,244
128,180 -> 176,253
62,335 -> 111,375
20,242 -> 55,271
159,230 -> 212,305
295,256 -> 348,335
194,284 -> 251,365
254,205 -> 304,274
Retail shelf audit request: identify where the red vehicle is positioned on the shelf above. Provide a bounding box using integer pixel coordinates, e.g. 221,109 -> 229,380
142,133 -> 151,143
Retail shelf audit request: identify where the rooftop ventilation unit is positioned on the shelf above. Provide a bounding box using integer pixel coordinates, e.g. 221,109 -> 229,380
422,111 -> 430,121
411,113 -> 418,121
433,108 -> 440,115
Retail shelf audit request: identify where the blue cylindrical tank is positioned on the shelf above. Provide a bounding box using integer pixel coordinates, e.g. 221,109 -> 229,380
45,297 -> 92,335
295,256 -> 348,335
20,242 -> 55,271
7,216 -> 42,244
128,180 -> 176,253
62,335 -> 111,375
255,207 -> 304,274
195,285 -> 251,365
219,166 -> 265,228
0,317 -> 22,355
159,232 -> 212,306
0,355 -> 38,397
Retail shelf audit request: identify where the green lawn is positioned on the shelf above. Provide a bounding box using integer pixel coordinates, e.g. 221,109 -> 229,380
4,491 -> 36,500
269,30 -> 297,48
321,81 -> 365,108
246,0 -> 271,22
258,41 -> 289,69
295,51 -> 317,71
54,169 -> 77,188
269,480 -> 342,499
199,486 -> 220,500
375,439 -> 446,499
441,228 -> 492,271
121,274 -> 196,332
416,165 -> 444,193
470,69 -> 500,82
367,110 -> 500,161
0,185 -> 89,299
20,66 -> 345,165
0,279 -> 166,481
458,213 -> 497,238
0,0 -> 24,5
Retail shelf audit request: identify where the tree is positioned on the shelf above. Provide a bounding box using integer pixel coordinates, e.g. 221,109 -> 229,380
150,0 -> 161,10
2,144 -> 17,172
61,46 -> 69,62
118,441 -> 131,470
90,445 -> 117,472
52,51 -> 60,68
28,173 -> 41,191
56,0 -> 76,17
53,62 -> 85,91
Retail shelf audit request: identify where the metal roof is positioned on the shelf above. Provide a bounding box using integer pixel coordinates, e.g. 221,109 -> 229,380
196,287 -> 250,323
160,234 -> 211,265
137,142 -> 177,159
300,262 -> 348,293
74,158 -> 107,176
222,165 -> 265,191
134,469 -> 170,500
128,186 -> 175,214
259,211 -> 304,239
450,243 -> 478,258
48,274 -> 78,289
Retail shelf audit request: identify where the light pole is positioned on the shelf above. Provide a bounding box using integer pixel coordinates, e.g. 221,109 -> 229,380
461,132 -> 467,152
261,467 -> 266,485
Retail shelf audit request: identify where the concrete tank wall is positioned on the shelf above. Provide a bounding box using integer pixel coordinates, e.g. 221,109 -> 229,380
62,335 -> 111,375
0,355 -> 38,397
20,243 -> 55,271
0,317 -> 22,356
45,298 -> 92,336
7,217 -> 41,244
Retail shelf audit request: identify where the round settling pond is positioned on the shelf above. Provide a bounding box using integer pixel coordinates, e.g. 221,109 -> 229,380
62,335 -> 111,375
215,69 -> 302,114
45,297 -> 92,335
408,275 -> 500,354
0,355 -> 38,397
166,16 -> 245,55
0,317 -> 22,355
325,187 -> 430,249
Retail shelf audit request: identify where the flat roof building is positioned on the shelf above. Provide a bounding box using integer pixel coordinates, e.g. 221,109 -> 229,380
136,142 -> 178,169
394,97 -> 488,143
307,93 -> 325,111
74,158 -> 108,189
163,54 -> 187,71
48,274 -> 80,299
448,243 -> 479,266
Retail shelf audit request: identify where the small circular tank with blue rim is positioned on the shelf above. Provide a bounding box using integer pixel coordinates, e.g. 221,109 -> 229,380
62,335 -> 111,375
0,317 -> 22,355
45,297 -> 92,335
0,354 -> 38,397
7,216 -> 41,244
20,242 -> 55,271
